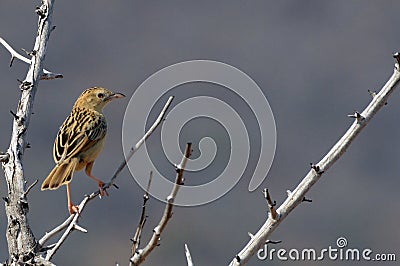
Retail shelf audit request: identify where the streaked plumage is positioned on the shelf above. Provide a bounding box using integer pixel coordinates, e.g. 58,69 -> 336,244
41,87 -> 125,214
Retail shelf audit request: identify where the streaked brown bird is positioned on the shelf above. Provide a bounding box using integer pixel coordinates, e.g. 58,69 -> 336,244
41,87 -> 125,214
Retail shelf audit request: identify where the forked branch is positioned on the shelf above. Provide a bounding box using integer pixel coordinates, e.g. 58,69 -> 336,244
0,37 -> 63,80
130,143 -> 192,265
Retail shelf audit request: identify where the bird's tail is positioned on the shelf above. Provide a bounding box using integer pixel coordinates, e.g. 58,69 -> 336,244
41,158 -> 79,190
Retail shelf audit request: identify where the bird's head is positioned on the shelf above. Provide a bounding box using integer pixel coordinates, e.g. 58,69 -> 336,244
74,87 -> 125,111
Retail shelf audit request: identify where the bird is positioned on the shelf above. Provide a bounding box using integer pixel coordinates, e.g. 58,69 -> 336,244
41,87 -> 125,214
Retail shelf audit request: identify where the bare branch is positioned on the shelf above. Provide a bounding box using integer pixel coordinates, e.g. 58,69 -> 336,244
130,143 -> 192,265
1,0 -> 57,263
229,53 -> 400,265
38,96 -> 174,258
0,36 -> 63,80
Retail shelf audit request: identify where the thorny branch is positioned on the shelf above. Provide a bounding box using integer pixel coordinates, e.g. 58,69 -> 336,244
1,1 -> 57,264
0,37 -> 63,80
229,53 -> 400,265
130,143 -> 192,265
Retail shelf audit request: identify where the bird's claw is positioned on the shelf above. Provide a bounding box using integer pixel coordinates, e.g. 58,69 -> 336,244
69,204 -> 79,215
98,182 -> 109,197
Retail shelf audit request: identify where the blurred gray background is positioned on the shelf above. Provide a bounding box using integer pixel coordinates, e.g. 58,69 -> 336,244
1,1 -> 400,265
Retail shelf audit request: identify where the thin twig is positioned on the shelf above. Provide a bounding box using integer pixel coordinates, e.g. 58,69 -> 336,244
23,179 -> 38,198
38,215 -> 75,247
229,53 -> 400,265
44,197 -> 89,260
262,188 -> 277,219
130,143 -> 192,265
108,96 -> 174,188
184,244 -> 194,266
131,171 -> 153,255
38,96 -> 174,258
0,151 -> 9,163
0,37 -> 63,80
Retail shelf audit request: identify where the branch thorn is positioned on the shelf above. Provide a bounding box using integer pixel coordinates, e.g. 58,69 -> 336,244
9,56 -> 15,67
19,81 -> 32,90
2,197 -> 10,204
0,151 -> 9,163
9,110 -> 19,120
21,48 -> 37,57
347,111 -> 364,121
175,163 -> 182,173
393,52 -> 400,68
368,89 -> 377,98
35,5 -> 47,18
368,89 -> 387,105
310,163 -> 324,175
302,197 -> 312,203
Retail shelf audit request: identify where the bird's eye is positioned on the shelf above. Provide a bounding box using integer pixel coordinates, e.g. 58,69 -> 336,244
97,93 -> 104,99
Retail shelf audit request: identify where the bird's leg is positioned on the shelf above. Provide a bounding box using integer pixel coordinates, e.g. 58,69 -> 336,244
85,162 -> 108,196
66,183 -> 79,214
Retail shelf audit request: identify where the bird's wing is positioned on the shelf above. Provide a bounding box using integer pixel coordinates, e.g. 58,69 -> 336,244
53,108 -> 107,164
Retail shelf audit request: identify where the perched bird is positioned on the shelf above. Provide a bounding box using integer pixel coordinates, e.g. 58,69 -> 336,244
41,87 -> 125,214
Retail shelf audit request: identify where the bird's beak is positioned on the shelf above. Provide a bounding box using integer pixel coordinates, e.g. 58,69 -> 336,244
105,93 -> 126,101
